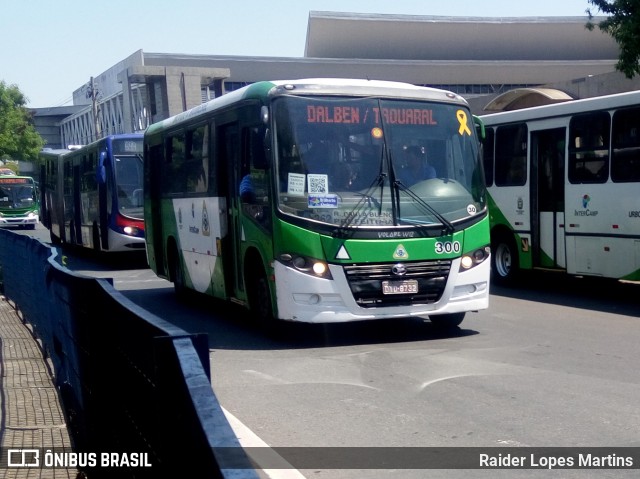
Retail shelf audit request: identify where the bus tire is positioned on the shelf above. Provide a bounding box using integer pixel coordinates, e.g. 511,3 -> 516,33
430,312 -> 465,329
69,221 -> 75,245
92,224 -> 101,252
491,234 -> 519,285
247,265 -> 277,330
168,242 -> 187,300
50,230 -> 61,245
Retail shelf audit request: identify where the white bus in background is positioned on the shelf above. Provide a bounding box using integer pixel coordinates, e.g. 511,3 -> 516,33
481,90 -> 640,284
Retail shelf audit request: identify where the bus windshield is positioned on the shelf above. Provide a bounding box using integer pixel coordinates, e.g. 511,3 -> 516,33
114,154 -> 144,219
0,180 -> 36,208
273,96 -> 485,230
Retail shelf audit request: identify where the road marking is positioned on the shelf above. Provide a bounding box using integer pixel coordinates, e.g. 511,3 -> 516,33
222,407 -> 308,479
419,374 -> 485,390
243,369 -> 290,384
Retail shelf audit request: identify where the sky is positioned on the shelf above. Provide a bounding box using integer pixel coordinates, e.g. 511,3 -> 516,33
1,0 -> 597,109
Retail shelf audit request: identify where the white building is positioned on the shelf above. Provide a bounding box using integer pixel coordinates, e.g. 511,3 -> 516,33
37,12 -> 634,147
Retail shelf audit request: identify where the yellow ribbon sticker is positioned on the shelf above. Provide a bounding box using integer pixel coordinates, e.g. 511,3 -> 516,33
456,110 -> 472,136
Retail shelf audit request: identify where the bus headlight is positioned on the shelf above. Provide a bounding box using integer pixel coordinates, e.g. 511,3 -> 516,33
459,245 -> 491,271
279,253 -> 332,279
115,213 -> 144,237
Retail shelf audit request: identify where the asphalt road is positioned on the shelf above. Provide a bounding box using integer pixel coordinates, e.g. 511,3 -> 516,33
23,224 -> 640,479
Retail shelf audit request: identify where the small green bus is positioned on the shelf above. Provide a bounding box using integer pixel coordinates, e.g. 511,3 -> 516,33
144,79 -> 490,327
0,175 -> 39,229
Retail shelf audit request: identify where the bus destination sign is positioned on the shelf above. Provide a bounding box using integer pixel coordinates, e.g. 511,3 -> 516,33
306,105 -> 438,126
0,177 -> 30,184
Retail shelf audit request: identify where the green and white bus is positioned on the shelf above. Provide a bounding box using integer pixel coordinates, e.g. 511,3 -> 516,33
0,175 -> 39,229
144,79 -> 490,327
481,90 -> 640,284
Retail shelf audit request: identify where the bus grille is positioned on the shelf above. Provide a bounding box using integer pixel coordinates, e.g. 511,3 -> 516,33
343,260 -> 452,308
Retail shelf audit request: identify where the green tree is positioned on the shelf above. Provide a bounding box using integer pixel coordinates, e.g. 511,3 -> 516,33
587,0 -> 640,78
0,81 -> 44,163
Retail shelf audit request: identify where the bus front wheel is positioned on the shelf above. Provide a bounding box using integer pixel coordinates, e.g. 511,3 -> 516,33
492,235 -> 519,285
247,265 -> 276,330
430,312 -> 465,329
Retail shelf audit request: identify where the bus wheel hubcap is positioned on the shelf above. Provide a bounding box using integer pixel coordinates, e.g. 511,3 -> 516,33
496,244 -> 511,277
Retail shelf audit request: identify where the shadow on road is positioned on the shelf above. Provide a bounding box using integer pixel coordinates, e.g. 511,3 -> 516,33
491,269 -> 640,318
54,243 -> 149,271
122,286 -> 479,351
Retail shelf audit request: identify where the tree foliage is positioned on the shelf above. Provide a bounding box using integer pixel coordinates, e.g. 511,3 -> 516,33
0,81 -> 44,163
587,0 -> 640,78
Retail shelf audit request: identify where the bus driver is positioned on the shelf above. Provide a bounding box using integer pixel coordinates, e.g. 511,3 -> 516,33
396,145 -> 436,185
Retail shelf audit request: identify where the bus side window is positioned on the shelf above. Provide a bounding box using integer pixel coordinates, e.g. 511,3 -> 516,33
164,134 -> 187,194
569,112 -> 609,184
184,124 -> 209,194
612,107 -> 640,183
495,123 -> 527,187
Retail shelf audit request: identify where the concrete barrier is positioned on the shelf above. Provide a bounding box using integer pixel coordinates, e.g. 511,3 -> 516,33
0,229 -> 258,478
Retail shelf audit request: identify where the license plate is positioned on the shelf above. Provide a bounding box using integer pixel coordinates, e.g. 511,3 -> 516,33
382,280 -> 418,295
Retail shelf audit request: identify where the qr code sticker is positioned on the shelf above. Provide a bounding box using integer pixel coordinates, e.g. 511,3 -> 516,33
308,174 -> 328,194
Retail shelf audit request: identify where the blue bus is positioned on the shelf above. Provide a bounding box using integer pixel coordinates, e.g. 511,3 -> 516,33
40,134 -> 145,252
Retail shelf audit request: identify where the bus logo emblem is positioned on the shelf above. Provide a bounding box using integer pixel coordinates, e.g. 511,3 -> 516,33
393,244 -> 409,260
202,201 -> 210,236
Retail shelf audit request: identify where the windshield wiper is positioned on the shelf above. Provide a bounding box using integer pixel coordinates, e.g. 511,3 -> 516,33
354,192 -> 381,209
334,144 -> 388,233
336,172 -> 387,232
393,180 -> 455,235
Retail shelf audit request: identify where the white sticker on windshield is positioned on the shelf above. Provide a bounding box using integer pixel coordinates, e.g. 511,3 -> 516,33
467,204 -> 477,215
287,173 -> 306,196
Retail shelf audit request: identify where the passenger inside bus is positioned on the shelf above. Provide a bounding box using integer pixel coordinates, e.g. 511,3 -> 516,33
396,146 -> 436,185
239,173 -> 256,203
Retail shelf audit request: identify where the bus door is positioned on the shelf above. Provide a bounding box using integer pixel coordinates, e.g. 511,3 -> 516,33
97,151 -> 110,250
218,122 -> 243,299
531,128 -> 566,270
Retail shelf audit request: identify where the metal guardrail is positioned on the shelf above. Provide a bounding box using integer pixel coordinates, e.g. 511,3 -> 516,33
0,229 -> 258,478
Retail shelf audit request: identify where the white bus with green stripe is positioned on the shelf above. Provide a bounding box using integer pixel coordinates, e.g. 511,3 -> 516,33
481,90 -> 640,284
143,79 -> 490,327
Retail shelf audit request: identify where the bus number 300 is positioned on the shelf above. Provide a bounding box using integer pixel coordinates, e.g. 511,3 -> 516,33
435,241 -> 461,254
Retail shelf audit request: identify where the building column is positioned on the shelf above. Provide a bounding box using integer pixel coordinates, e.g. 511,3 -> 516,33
121,70 -> 133,133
